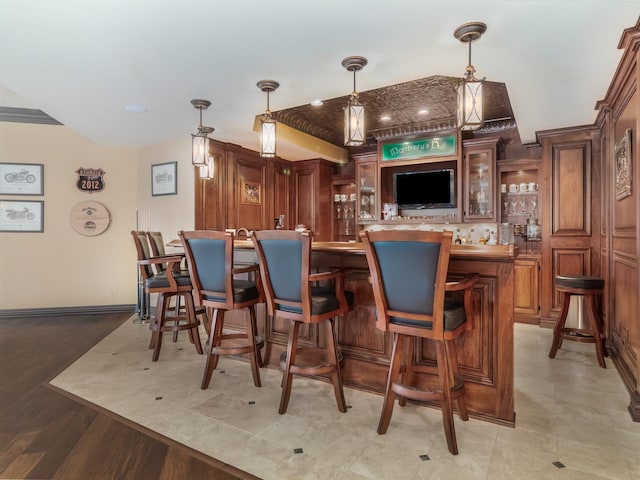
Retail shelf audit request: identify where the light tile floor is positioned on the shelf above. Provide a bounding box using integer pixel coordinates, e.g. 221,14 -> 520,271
51,319 -> 640,479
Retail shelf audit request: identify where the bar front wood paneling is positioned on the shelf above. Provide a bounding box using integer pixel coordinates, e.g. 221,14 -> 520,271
234,241 -> 516,427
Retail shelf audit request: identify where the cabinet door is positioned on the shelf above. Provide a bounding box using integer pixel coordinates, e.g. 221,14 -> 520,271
332,178 -> 356,241
463,141 -> 497,221
514,257 -> 540,321
291,159 -> 334,241
356,160 -> 378,222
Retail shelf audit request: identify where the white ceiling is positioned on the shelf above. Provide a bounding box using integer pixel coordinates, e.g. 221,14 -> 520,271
1,1 -> 639,161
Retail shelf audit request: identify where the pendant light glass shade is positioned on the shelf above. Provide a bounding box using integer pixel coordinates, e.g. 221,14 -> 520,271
192,130 -> 208,166
199,154 -> 214,180
341,56 -> 368,146
344,95 -> 365,146
260,117 -> 277,157
454,22 -> 487,131
257,80 -> 279,158
190,99 -> 213,167
457,75 -> 483,130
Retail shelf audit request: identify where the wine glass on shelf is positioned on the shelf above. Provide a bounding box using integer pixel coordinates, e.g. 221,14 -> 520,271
510,198 -> 517,215
519,197 -> 527,214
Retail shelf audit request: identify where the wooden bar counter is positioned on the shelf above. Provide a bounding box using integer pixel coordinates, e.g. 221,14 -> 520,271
234,240 -> 516,427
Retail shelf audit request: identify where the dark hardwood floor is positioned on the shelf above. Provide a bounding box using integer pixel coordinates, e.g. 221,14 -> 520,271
0,313 -> 261,480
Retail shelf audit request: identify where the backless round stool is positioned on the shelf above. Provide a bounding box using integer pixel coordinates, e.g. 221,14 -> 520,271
548,275 -> 606,368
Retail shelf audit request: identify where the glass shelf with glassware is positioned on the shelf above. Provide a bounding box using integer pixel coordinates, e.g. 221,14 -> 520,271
331,180 -> 356,241
356,157 -> 377,223
498,161 -> 541,254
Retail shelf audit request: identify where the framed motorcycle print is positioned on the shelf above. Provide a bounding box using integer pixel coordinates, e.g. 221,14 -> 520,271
151,161 -> 177,196
0,200 -> 44,232
0,163 -> 44,195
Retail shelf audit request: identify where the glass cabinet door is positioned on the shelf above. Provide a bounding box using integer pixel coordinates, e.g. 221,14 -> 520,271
356,160 -> 377,221
331,180 -> 356,241
464,147 -> 495,221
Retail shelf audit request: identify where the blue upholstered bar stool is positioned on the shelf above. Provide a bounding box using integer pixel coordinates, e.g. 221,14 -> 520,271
548,275 -> 606,368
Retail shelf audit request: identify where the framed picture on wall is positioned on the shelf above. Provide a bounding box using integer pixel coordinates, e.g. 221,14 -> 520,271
615,128 -> 632,200
0,163 -> 44,195
241,180 -> 261,205
151,161 -> 177,196
0,200 -> 44,232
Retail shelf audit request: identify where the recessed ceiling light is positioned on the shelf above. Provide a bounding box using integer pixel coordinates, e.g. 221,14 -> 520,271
418,109 -> 429,115
310,99 -> 323,107
380,115 -> 391,121
124,105 -> 146,113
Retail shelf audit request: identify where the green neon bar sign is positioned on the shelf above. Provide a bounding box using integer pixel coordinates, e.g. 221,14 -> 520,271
381,134 -> 457,161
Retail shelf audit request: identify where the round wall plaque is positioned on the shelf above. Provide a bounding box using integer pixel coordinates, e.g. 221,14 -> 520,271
70,201 -> 110,236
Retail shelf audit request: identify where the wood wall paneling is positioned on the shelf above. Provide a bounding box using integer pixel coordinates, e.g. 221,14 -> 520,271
514,257 -> 540,318
194,139 -> 294,233
235,156 -> 267,231
594,18 -> 640,421
612,254 -> 639,372
291,160 -> 335,241
538,128 -> 598,326
268,160 -> 292,230
551,142 -> 591,235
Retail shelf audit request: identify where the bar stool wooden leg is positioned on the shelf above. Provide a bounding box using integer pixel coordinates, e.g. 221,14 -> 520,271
279,321 -> 301,414
247,305 -> 262,388
587,295 -> 607,368
549,291 -> 571,359
183,291 -> 203,354
446,339 -> 469,421
398,337 -> 414,407
436,342 -> 458,455
152,293 -> 170,362
325,319 -> 346,413
378,333 -> 404,434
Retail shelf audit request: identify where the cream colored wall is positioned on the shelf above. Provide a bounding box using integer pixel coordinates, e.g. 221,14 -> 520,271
0,121 -> 197,310
0,122 -> 139,309
136,137 -> 195,247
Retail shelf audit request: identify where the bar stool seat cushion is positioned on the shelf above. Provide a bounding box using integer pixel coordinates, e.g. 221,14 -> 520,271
312,287 -> 355,308
555,275 -> 604,290
203,280 -> 260,304
390,299 -> 466,331
279,286 -> 341,315
145,271 -> 192,289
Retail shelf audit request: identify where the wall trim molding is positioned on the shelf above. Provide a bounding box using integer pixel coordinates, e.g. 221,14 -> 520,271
0,304 -> 135,319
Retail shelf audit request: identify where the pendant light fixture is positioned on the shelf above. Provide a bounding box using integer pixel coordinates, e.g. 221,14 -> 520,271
341,56 -> 368,146
199,154 -> 214,180
256,80 -> 280,158
191,99 -> 214,167
454,22 -> 487,131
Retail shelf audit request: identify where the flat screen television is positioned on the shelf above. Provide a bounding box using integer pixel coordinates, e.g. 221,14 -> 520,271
393,168 -> 455,209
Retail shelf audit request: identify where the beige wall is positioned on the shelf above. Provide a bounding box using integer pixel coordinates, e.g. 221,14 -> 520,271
0,121 -> 195,310
137,137 -> 195,245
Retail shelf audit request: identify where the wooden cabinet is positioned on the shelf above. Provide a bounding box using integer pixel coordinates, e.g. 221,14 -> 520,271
331,175 -> 356,241
462,138 -> 500,222
514,255 -> 540,323
538,128 -> 599,330
499,158 -> 543,325
356,154 -> 378,223
498,159 -> 542,252
352,153 -> 379,237
291,159 -> 335,241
